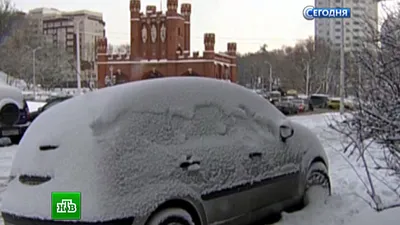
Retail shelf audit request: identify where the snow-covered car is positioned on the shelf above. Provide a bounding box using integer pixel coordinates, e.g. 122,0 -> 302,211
1,77 -> 331,225
0,84 -> 30,144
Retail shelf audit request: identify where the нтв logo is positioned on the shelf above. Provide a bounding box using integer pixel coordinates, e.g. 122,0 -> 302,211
51,192 -> 81,220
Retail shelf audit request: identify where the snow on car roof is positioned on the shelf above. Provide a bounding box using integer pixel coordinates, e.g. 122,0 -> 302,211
2,77 -> 288,221
0,84 -> 24,109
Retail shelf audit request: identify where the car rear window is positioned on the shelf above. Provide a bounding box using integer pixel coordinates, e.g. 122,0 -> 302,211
310,96 -> 328,104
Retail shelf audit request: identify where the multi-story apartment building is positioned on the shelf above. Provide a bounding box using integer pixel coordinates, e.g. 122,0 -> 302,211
28,8 -> 105,85
28,8 -> 105,60
315,0 -> 380,51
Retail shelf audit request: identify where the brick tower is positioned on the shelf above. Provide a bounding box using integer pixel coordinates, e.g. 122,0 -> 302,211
130,0 -> 141,60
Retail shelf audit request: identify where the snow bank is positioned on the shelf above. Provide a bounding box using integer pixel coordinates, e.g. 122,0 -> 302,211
2,77 -> 289,221
27,101 -> 45,112
276,113 -> 400,225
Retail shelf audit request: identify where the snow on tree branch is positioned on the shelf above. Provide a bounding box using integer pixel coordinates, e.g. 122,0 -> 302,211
329,3 -> 400,211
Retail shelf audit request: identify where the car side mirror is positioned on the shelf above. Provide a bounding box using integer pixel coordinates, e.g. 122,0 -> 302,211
38,107 -> 43,112
279,124 -> 294,142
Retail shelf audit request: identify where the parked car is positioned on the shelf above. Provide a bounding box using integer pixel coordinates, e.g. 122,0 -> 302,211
292,99 -> 313,112
29,96 -> 72,122
275,100 -> 299,115
0,84 -> 30,144
2,77 -> 331,225
327,97 -> 341,110
269,91 -> 281,105
310,94 -> 330,108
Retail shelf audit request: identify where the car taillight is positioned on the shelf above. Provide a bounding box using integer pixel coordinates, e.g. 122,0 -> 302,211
25,105 -> 30,120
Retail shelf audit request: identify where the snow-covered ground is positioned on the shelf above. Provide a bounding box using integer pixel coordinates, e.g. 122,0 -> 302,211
27,101 -> 46,112
0,107 -> 398,224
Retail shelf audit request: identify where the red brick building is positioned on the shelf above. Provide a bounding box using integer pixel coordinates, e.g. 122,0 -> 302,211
96,0 -> 237,88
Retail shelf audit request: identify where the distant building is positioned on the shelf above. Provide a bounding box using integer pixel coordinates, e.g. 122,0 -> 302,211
314,0 -> 380,51
96,0 -> 237,88
28,8 -> 106,84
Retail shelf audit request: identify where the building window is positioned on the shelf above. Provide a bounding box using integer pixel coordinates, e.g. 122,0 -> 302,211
335,28 -> 340,32
336,0 -> 340,2
354,0 -> 359,2
354,21 -> 360,25
335,21 -> 341,25
353,36 -> 359,39
335,36 -> 340,39
346,37 -> 350,40
353,28 -> 359,32
178,27 -> 181,36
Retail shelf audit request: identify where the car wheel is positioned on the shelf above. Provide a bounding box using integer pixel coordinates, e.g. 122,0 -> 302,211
303,162 -> 331,206
147,208 -> 195,225
10,135 -> 22,145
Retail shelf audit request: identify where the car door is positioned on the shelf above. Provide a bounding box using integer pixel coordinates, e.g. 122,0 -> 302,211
173,104 -> 253,225
242,118 -> 302,220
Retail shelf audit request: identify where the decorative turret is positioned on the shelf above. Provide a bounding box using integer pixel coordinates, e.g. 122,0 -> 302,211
204,33 -> 215,51
130,0 -> 140,13
146,5 -> 156,14
96,37 -> 108,54
181,3 -> 191,53
180,3 -> 191,18
227,42 -> 237,56
167,0 -> 178,12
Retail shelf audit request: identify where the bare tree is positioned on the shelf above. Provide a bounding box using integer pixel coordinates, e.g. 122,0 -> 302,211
0,15 -> 75,89
329,4 -> 400,211
35,46 -> 75,90
114,43 -> 130,54
0,0 -> 16,44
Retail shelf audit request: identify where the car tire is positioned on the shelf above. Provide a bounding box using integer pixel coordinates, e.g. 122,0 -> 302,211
303,162 -> 331,206
10,135 -> 22,145
147,208 -> 195,225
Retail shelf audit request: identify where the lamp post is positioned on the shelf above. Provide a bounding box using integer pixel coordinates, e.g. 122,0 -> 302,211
339,0 -> 345,114
32,46 -> 42,100
75,20 -> 83,94
264,61 -> 272,92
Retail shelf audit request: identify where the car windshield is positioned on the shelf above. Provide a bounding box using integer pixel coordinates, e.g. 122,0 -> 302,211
43,100 -> 63,110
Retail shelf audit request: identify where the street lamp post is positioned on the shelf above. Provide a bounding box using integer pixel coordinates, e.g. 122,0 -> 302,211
339,0 -> 345,114
32,47 -> 42,100
264,61 -> 272,92
75,20 -> 82,94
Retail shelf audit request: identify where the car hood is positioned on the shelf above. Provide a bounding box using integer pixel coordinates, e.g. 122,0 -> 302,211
2,77 -> 287,221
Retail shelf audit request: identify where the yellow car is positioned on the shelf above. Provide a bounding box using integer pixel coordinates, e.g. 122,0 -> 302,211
328,98 -> 341,110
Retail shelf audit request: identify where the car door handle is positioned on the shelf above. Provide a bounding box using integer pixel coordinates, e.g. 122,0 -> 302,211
249,152 -> 262,159
180,161 -> 200,169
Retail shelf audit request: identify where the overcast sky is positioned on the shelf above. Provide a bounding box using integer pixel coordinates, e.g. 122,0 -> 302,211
12,0 -> 400,53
